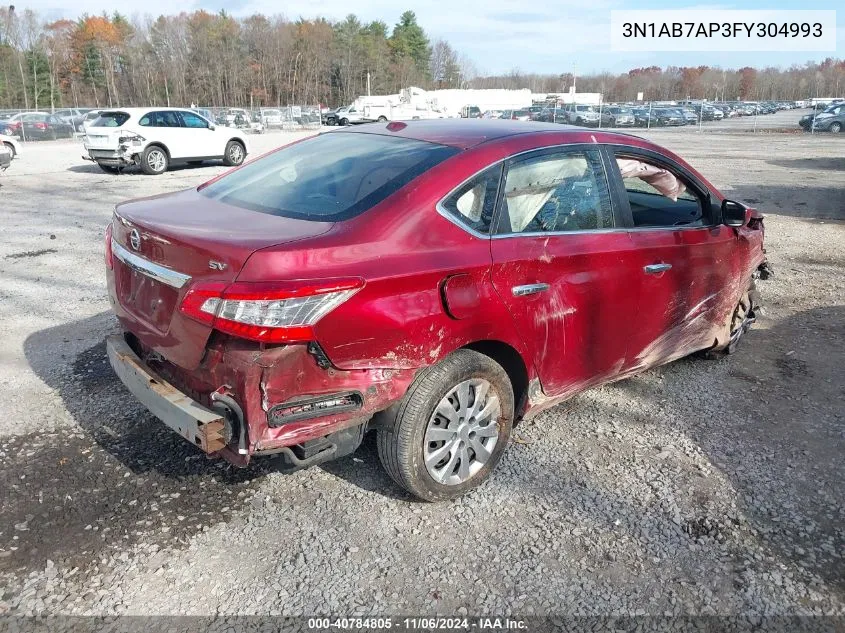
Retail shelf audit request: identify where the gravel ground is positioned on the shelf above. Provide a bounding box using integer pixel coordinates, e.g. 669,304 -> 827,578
0,110 -> 843,618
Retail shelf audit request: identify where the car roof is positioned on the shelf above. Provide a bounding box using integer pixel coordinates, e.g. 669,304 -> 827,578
336,119 -> 666,151
97,107 -> 194,116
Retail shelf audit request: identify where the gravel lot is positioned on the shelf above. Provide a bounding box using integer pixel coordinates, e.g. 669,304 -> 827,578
1,110 -> 843,618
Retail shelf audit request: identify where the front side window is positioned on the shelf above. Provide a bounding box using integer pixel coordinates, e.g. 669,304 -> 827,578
499,150 -> 613,234
200,132 -> 458,221
615,155 -> 706,227
180,112 -> 209,128
440,165 -> 501,235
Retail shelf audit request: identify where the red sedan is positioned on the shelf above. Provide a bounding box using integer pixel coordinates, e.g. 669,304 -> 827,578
105,120 -> 768,501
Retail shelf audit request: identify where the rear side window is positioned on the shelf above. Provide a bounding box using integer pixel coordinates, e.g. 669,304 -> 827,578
200,132 -> 459,221
91,112 -> 129,127
440,166 -> 501,235
139,111 -> 182,127
499,150 -> 613,234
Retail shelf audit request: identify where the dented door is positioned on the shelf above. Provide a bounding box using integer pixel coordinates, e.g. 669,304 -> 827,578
489,146 -> 639,398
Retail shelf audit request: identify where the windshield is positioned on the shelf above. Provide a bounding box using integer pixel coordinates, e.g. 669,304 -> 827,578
200,132 -> 459,221
91,112 -> 130,127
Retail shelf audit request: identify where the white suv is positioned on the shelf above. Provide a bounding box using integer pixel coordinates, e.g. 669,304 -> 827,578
83,107 -> 249,175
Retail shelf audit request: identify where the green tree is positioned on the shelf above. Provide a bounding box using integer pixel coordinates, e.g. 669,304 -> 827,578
389,11 -> 430,82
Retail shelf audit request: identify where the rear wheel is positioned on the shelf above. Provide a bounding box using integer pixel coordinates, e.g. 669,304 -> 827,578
339,118 -> 349,126
141,146 -> 169,175
377,350 -> 514,501
223,141 -> 245,167
377,116 -> 388,122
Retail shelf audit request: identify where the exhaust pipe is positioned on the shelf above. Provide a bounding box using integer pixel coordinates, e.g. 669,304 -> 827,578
210,392 -> 248,455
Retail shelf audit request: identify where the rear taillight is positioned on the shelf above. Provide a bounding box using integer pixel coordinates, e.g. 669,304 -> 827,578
179,279 -> 363,343
34,122 -> 47,130
105,224 -> 113,269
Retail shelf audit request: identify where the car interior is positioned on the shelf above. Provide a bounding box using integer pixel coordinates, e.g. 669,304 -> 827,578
616,156 -> 704,227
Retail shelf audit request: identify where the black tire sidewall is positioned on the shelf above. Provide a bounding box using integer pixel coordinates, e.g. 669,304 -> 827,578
380,350 -> 514,501
831,122 -> 842,133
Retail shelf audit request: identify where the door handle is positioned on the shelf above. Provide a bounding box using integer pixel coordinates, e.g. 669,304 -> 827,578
644,263 -> 672,274
512,283 -> 550,297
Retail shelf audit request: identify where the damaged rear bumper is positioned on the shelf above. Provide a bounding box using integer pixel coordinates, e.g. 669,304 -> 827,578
107,331 -> 419,468
83,148 -> 136,166
106,335 -> 227,453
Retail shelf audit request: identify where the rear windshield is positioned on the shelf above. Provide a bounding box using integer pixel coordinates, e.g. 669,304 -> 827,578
200,132 -> 459,221
91,112 -> 130,127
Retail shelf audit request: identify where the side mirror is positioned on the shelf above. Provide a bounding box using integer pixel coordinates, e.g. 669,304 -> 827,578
208,124 -> 216,130
722,199 -> 748,227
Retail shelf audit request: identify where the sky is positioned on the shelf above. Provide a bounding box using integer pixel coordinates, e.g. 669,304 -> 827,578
21,0 -> 844,75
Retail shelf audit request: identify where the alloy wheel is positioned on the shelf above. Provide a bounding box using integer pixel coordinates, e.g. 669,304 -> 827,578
147,149 -> 166,173
229,144 -> 243,163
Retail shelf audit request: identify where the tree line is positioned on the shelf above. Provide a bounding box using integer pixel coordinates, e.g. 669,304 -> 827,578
477,61 -> 845,103
0,6 -> 843,110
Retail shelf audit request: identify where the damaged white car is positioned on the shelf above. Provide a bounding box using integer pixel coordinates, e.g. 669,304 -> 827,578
1,133 -> 21,160
82,108 -> 250,175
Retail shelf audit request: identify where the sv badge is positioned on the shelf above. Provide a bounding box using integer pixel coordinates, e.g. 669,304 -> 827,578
208,260 -> 227,271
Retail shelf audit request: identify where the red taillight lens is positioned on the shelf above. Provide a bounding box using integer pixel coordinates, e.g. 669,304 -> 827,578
105,223 -> 113,269
34,122 -> 47,130
179,279 -> 363,343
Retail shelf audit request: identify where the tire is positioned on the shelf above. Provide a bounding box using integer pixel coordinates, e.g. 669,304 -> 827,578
223,140 -> 245,167
3,142 -> 15,158
704,279 -> 759,358
377,116 -> 388,122
830,122 -> 842,133
339,118 -> 349,126
97,162 -> 120,174
377,349 -> 514,501
140,145 -> 169,175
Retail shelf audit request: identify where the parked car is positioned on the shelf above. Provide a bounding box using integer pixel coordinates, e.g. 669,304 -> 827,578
82,107 -> 249,175
501,109 -> 533,121
0,143 -> 10,172
679,108 -> 699,124
652,108 -> 686,126
1,111 -> 50,137
52,108 -> 86,123
260,109 -> 284,127
461,105 -> 482,118
601,106 -> 635,127
21,113 -> 75,140
632,108 -> 655,127
331,105 -> 366,126
0,133 -> 21,158
104,120 -> 768,501
74,110 -> 103,133
566,105 -> 600,126
809,103 -> 844,133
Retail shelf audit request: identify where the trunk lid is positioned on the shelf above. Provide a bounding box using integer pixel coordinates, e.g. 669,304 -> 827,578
111,188 -> 333,369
